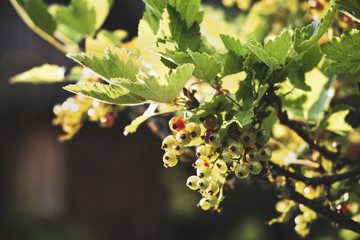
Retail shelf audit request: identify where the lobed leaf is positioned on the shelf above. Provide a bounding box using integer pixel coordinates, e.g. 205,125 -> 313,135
321,29 -> 360,74
67,47 -> 141,82
10,64 -> 66,84
63,82 -> 147,105
264,31 -> 292,65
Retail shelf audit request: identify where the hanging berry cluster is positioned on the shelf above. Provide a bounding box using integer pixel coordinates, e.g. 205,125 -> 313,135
161,115 -> 272,211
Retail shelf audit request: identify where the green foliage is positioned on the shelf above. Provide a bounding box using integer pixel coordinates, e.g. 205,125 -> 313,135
316,104 -> 354,134
335,0 -> 360,21
295,5 -> 337,53
10,64 -> 66,83
321,29 -> 360,74
67,47 -> 141,82
112,64 -> 195,103
64,82 -> 147,105
263,31 -> 292,66
11,0 -> 56,36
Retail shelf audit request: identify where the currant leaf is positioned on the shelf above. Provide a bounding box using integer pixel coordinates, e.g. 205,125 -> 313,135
63,82 -> 147,105
321,29 -> 360,74
187,50 -> 221,83
10,64 -> 66,84
112,64 -> 195,103
10,0 -> 56,36
295,5 -> 337,53
316,104 -> 354,134
264,31 -> 292,65
67,47 -> 141,82
220,34 -> 248,57
335,0 -> 360,21
244,39 -> 280,71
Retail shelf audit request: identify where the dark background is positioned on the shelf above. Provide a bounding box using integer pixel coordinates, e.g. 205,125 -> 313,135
0,1 -> 341,239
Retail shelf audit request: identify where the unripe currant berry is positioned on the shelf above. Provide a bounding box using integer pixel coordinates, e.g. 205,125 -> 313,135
186,122 -> 201,139
193,158 -> 210,169
227,139 -> 244,158
258,147 -> 272,161
209,132 -> 222,148
172,143 -> 184,155
255,129 -> 270,145
196,145 -> 212,159
204,128 -> 217,144
163,150 -> 179,167
176,130 -> 192,145
234,164 -> 249,179
161,135 -> 177,150
248,161 -> 262,175
220,151 -> 232,162
199,198 -> 211,210
206,181 -> 220,196
197,166 -> 211,179
245,149 -> 259,162
240,131 -> 256,147
203,114 -> 217,129
197,178 -> 210,190
207,195 -> 219,207
186,175 -> 200,190
215,160 -> 228,173
169,116 -> 186,133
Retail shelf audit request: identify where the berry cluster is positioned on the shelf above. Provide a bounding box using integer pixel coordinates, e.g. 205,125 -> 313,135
161,115 -> 272,210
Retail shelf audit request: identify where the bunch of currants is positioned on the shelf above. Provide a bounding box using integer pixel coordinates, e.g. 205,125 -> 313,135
161,114 -> 272,211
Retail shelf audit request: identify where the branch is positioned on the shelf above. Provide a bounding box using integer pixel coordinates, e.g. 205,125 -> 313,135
267,87 -> 339,160
232,176 -> 360,234
271,162 -> 360,186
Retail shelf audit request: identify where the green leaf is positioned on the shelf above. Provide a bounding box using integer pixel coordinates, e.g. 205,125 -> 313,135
167,5 -> 202,52
168,0 -> 203,28
143,0 -> 167,21
67,47 -> 141,82
10,64 -> 65,84
235,107 -> 254,127
279,68 -> 333,120
199,94 -> 234,117
316,105 -> 354,134
51,0 -> 112,36
113,64 -> 195,103
335,0 -> 360,21
264,31 -> 292,65
143,5 -> 161,34
287,61 -> 311,91
321,29 -> 360,74
222,51 -> 245,77
244,39 -> 280,71
295,5 -> 337,53
301,42 -> 323,73
187,50 -> 221,83
63,82 -> 147,105
11,0 -> 56,36
220,34 -> 248,57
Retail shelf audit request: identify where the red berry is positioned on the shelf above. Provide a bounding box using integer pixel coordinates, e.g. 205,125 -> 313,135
101,114 -> 114,128
204,129 -> 217,144
341,204 -> 350,214
169,116 -> 186,133
310,1 -> 324,10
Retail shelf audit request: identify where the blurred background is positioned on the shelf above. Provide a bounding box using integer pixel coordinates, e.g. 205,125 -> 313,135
0,0 -> 347,239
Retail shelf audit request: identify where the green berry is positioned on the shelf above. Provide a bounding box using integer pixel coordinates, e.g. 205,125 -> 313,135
163,150 -> 179,167
199,198 -> 211,210
186,122 -> 201,139
161,135 -> 176,151
203,114 -> 217,129
172,143 -> 184,155
207,195 -> 219,207
176,130 -> 192,145
206,181 -> 220,196
246,149 -> 259,162
215,160 -> 228,173
227,139 -> 244,158
248,161 -> 262,175
220,151 -> 232,162
197,166 -> 211,178
234,164 -> 249,179
197,178 -> 210,190
196,145 -> 212,159
240,131 -> 256,147
256,129 -> 270,145
258,147 -> 272,161
209,133 -> 222,148
186,175 -> 200,190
